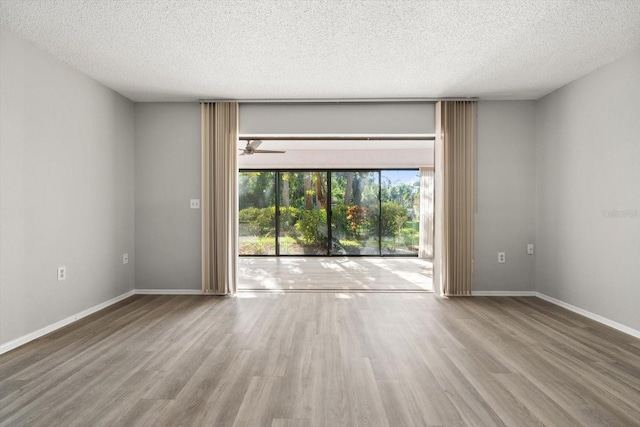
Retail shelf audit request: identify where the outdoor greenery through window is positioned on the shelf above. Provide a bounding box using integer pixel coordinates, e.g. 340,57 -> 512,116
239,170 -> 420,256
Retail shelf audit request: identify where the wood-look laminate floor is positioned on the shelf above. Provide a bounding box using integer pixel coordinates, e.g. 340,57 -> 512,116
1,294 -> 639,427
238,257 -> 433,291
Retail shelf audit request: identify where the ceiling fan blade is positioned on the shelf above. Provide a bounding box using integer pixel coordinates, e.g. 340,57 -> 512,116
248,140 -> 262,149
253,149 -> 286,154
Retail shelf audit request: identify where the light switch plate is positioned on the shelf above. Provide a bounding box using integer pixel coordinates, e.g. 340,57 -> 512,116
123,253 -> 129,264
527,244 -> 534,255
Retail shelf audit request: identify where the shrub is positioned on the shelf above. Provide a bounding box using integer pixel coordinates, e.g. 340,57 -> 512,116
238,206 -> 306,235
400,227 -> 419,246
238,207 -> 260,235
332,204 -> 375,238
239,206 -> 280,236
238,206 -> 261,223
279,206 -> 301,237
381,202 -> 408,237
296,209 -> 327,245
331,205 -> 350,237
346,205 -> 368,235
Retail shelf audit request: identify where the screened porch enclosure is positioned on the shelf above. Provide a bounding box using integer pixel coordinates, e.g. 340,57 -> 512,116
239,169 -> 421,256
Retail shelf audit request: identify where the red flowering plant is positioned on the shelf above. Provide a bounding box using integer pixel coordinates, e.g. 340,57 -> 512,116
346,205 -> 369,236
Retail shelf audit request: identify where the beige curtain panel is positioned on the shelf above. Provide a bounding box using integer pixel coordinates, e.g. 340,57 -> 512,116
201,102 -> 239,295
419,167 -> 435,259
439,100 -> 476,296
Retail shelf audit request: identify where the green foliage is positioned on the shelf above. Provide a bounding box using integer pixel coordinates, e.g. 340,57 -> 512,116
381,174 -> 419,220
279,207 -> 301,236
338,239 -> 361,249
238,206 -> 261,224
239,236 -> 302,255
296,209 -> 327,245
239,206 -> 304,238
239,170 -> 422,254
400,227 -> 419,246
332,204 -> 377,239
331,205 -> 350,237
238,206 -> 275,235
238,237 -> 276,255
280,171 -> 327,211
404,221 -> 419,231
381,202 -> 408,237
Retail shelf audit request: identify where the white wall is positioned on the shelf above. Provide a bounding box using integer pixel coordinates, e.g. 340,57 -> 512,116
535,48 -> 640,330
474,101 -> 537,292
134,103 -> 201,290
0,28 -> 135,346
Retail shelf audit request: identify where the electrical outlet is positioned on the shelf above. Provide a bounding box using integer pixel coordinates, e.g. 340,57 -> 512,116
57,266 -> 66,281
498,252 -> 506,263
123,253 -> 129,264
190,199 -> 200,209
527,244 -> 534,255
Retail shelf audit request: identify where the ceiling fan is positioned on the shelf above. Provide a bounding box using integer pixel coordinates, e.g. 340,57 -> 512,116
239,140 -> 285,155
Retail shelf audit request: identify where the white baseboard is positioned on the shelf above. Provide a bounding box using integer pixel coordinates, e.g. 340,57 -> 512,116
472,291 -> 537,296
0,288 -> 207,355
134,289 -> 202,295
0,290 -> 135,355
473,291 -> 639,339
535,293 -> 640,339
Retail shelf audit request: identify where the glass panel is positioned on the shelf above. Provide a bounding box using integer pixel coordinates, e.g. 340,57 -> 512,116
381,170 -> 420,255
278,171 -> 328,255
238,171 -> 276,255
238,169 -> 419,257
330,171 -> 380,255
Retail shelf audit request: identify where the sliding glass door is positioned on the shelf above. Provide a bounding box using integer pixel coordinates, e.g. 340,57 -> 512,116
330,171 -> 380,255
279,171 -> 328,255
381,170 -> 420,255
238,171 -> 276,255
239,169 -> 419,257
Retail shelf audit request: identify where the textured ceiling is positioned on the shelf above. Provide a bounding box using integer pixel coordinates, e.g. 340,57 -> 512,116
2,0 -> 640,102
